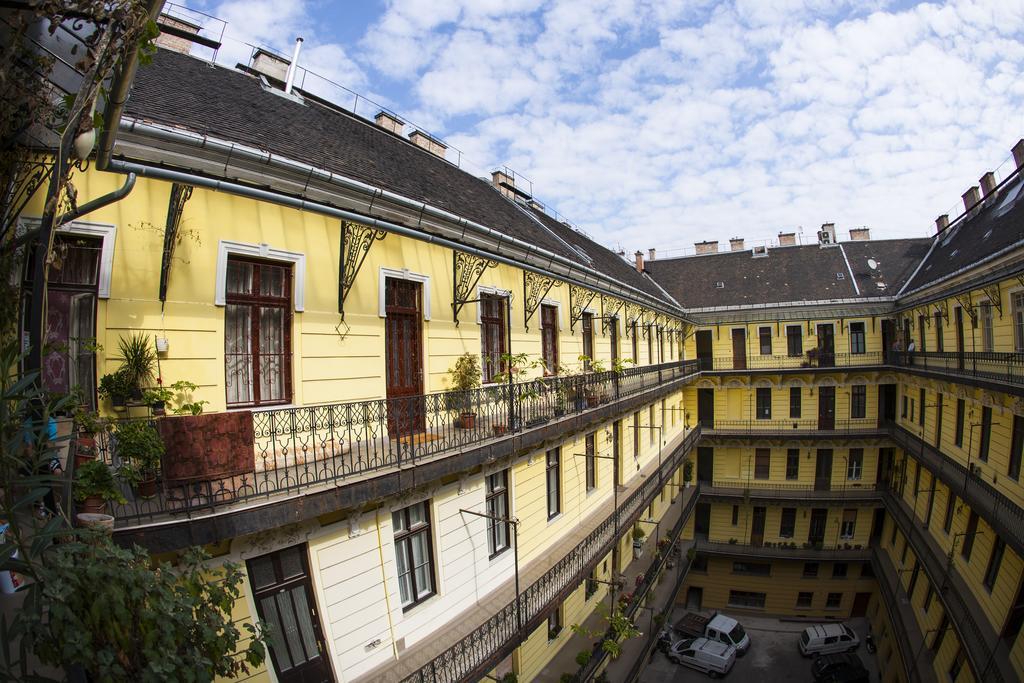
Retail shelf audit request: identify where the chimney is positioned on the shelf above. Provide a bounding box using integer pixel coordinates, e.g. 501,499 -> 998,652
729,237 -> 744,251
694,241 -> 718,255
979,172 -> 997,198
374,111 -> 405,135
409,130 -> 447,159
817,223 -> 836,245
155,13 -> 202,54
648,248 -> 656,261
935,214 -> 949,233
250,48 -> 291,81
777,232 -> 796,246
634,250 -> 644,273
849,228 -> 870,241
962,186 -> 981,212
283,37 -> 304,95
1013,139 -> 1024,171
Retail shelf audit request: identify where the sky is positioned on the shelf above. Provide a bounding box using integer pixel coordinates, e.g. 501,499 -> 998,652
185,0 -> 1024,256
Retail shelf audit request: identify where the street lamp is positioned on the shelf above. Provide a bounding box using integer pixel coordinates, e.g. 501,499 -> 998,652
459,508 -> 521,634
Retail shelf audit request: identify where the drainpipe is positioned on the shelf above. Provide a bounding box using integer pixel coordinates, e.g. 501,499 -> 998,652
56,173 -> 136,225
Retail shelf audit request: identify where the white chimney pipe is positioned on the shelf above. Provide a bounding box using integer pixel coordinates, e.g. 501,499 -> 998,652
284,37 -> 304,95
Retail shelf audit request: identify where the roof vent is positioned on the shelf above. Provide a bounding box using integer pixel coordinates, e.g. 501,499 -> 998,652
714,281 -> 725,289
836,272 -> 845,280
751,245 -> 768,258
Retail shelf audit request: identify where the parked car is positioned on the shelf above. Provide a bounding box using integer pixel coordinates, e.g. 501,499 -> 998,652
799,623 -> 860,657
675,611 -> 750,655
668,637 -> 737,678
812,653 -> 867,681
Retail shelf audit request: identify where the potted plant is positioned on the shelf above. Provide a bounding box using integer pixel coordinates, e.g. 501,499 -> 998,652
447,353 -> 481,429
117,332 -> 157,399
114,420 -> 164,498
575,649 -> 592,667
72,407 -> 107,467
683,460 -> 694,487
632,526 -> 646,558
98,369 -> 133,410
75,459 -> 125,515
143,384 -> 174,416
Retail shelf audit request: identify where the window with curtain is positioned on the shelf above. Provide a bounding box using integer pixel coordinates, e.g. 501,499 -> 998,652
581,311 -> 593,370
225,257 -> 292,407
393,501 -> 435,609
481,293 -> 507,383
849,322 -> 865,354
486,470 -> 510,557
546,447 -> 561,519
541,304 -> 559,374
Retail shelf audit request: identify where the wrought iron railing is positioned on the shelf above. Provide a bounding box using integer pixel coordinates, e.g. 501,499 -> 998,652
701,351 -> 884,371
701,418 -> 882,435
400,428 -> 702,683
692,539 -> 872,559
871,547 -> 932,683
92,360 -> 699,525
895,351 -> 1024,388
704,480 -> 884,500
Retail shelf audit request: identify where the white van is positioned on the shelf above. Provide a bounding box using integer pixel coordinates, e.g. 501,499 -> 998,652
799,623 -> 860,657
705,614 -> 750,655
668,637 -> 737,678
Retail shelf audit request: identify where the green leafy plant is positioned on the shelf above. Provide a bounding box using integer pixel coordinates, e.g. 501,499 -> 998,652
74,459 -> 126,505
575,649 -> 592,667
117,332 -> 157,393
632,526 -> 646,542
114,420 -> 164,485
73,406 -> 108,435
23,540 -> 266,681
448,352 -> 482,392
683,459 -> 694,482
98,369 -> 133,406
611,357 -> 634,374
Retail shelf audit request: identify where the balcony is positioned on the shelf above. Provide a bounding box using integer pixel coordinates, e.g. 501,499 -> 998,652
871,546 -> 936,683
692,539 -> 871,562
895,351 -> 1024,395
77,360 -> 699,548
886,423 -> 1024,558
700,351 -> 884,373
701,480 -> 885,504
883,489 -> 1016,683
701,418 -> 886,439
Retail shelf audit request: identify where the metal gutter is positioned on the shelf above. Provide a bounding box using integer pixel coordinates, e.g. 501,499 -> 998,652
115,119 -> 686,318
896,237 -> 1024,302
837,243 -> 860,295
56,173 -> 136,225
682,296 -> 897,314
106,158 -> 685,315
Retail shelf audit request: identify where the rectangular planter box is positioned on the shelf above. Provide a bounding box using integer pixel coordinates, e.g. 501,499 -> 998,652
157,411 -> 255,485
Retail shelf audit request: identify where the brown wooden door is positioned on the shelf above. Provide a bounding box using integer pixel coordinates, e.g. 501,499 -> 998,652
732,329 -> 747,369
697,447 -> 714,483
696,330 -> 713,370
816,324 -> 835,366
814,449 -> 833,491
818,386 -> 835,430
385,279 -> 424,436
851,592 -> 871,618
808,508 -> 828,545
697,388 -> 714,428
248,545 -> 334,683
751,507 -> 766,547
955,307 -> 965,370
541,304 -> 559,374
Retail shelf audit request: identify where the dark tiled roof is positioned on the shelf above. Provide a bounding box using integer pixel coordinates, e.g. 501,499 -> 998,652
645,238 -> 929,310
522,205 -> 669,301
902,174 -> 1024,294
124,49 -> 580,262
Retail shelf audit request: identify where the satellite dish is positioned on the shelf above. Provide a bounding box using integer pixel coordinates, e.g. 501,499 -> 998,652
867,259 -> 878,270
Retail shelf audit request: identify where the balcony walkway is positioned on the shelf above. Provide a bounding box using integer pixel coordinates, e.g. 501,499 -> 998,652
871,546 -> 937,683
701,481 -> 884,505
895,351 -> 1024,396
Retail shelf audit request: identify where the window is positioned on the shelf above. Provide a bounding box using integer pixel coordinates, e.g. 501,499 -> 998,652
631,320 -> 639,362
955,399 -> 965,448
790,387 -> 801,419
890,523 -> 898,547
846,449 -> 863,480
840,509 -> 856,539
759,326 -> 772,355
943,489 -> 956,534
826,592 -> 842,609
932,614 -> 949,652
984,538 -> 1006,591
728,590 -> 766,609
979,406 -> 992,462
780,508 -> 796,538
633,411 -> 640,459
486,470 -> 510,557
935,393 -> 944,446
901,395 -> 908,419
755,448 -> 771,479
923,584 -> 935,612
851,385 -> 866,419
731,505 -> 739,526
1010,415 -> 1024,481
949,646 -> 966,681
803,562 -> 819,578
756,388 -> 771,420
861,562 -> 874,578
649,405 -> 656,445
581,311 -> 594,370
541,304 -> 559,374
691,554 -> 708,572
934,311 -> 944,351
849,322 -> 865,354
796,592 -> 813,609
980,300 -> 994,352
610,317 -> 619,363
585,432 -> 597,491
393,501 -> 435,609
786,325 -> 803,356
225,257 -> 293,407
961,510 -> 978,560
548,606 -> 562,640
480,294 -> 508,383
919,388 -> 926,426
786,449 -> 800,480
733,562 -> 771,576
647,328 -> 653,364
832,562 -> 848,578
546,448 -> 561,519
918,314 -> 927,352
585,569 -> 598,600
1015,292 -> 1024,351
901,540 -> 909,565
913,461 -> 921,498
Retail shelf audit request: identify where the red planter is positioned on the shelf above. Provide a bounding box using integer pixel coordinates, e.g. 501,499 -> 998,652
157,411 -> 255,485
458,413 -> 476,429
78,496 -> 107,515
135,477 -> 158,499
74,434 -> 97,468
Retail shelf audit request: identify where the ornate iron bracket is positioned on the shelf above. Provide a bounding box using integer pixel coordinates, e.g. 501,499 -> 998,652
624,303 -> 642,337
599,294 -> 624,334
453,251 -> 498,326
953,292 -> 977,323
523,271 -> 560,331
933,299 -> 949,323
1,158 -> 53,240
338,221 -> 387,319
918,307 -> 930,327
982,283 -> 1003,318
159,183 -> 193,304
569,283 -> 597,332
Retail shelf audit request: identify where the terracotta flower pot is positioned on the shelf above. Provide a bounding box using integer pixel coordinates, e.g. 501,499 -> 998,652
458,413 -> 476,429
135,477 -> 158,499
74,434 -> 97,468
78,496 -> 107,515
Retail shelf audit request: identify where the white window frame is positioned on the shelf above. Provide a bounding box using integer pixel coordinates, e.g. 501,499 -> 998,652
216,240 -> 306,311
378,267 -> 431,320
476,285 -> 512,324
21,218 -> 117,299
979,299 -> 994,352
1012,289 -> 1024,352
541,298 -> 564,330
